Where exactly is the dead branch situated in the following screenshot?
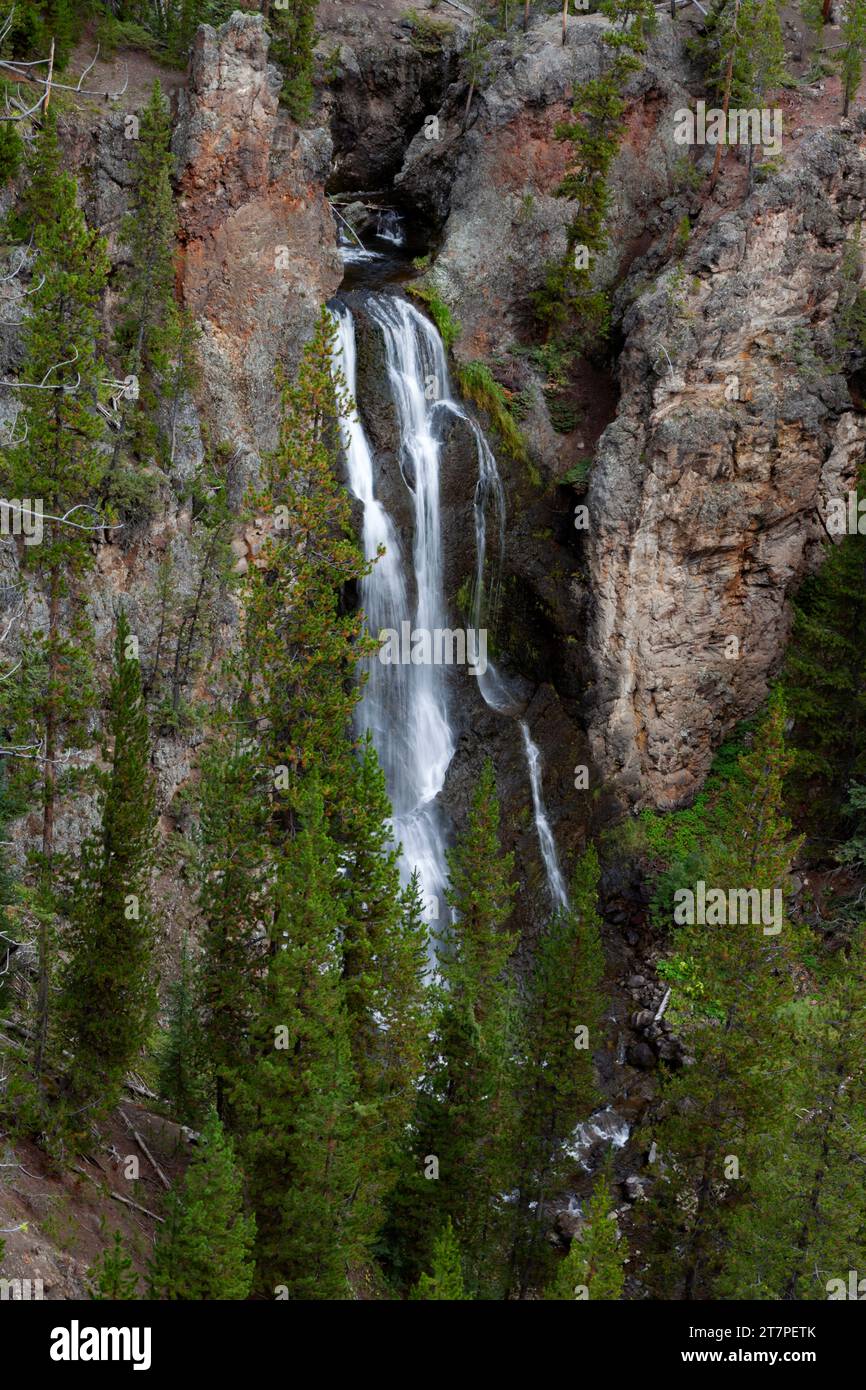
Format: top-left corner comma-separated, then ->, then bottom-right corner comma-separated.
71,1163 -> 165,1223
0,345 -> 81,392
124,1072 -> 158,1101
121,1111 -> 171,1191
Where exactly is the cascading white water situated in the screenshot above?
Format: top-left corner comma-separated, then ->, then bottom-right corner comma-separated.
331,296 -> 454,941
520,720 -> 569,912
332,290 -> 568,926
376,210 -> 406,246
329,304 -> 412,800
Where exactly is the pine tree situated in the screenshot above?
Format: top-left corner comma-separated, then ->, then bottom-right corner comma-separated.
0,122 -> 23,184
698,0 -> 750,189
642,691 -> 804,1298
441,758 -> 518,1005
783,521 -> 866,836
147,1109 -> 255,1300
544,1175 -> 626,1300
195,736 -> 269,1127
239,305 -> 373,833
233,779 -> 361,1299
717,925 -> 866,1299
338,737 -> 429,1249
411,1218 -> 470,1300
1,113 -> 110,1078
510,846 -> 607,1296
391,761 -> 517,1298
115,80 -> 179,461
537,0 -> 655,344
746,0 -> 787,188
158,936 -> 208,1128
270,0 -> 319,121
695,0 -> 786,192
165,0 -> 208,62
841,0 -> 866,115
61,612 -> 157,1112
87,1232 -> 139,1300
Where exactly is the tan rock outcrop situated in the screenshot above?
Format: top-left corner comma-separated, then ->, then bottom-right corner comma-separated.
174,11 -> 342,465
586,128 -> 866,807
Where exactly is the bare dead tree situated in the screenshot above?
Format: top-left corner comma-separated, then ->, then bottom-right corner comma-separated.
0,8 -> 128,125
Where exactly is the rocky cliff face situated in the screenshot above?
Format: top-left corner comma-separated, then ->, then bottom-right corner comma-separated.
398,14 -> 694,365
352,8 -> 866,811
174,11 -> 342,467
585,127 -> 866,807
2,14 -> 345,882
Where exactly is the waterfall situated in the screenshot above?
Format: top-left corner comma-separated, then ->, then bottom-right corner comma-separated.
520,720 -> 569,911
376,210 -> 406,246
331,289 -> 568,929
331,296 -> 454,942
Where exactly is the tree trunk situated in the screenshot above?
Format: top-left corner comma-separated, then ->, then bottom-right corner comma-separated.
463,78 -> 476,129
709,3 -> 739,193
524,0 -> 530,30
822,0 -> 832,22
562,0 -> 568,45
35,565 -> 60,1078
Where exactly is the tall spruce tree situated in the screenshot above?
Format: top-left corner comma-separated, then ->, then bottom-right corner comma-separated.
270,0 -> 319,121
716,925 -> 866,1299
61,612 -> 157,1112
390,760 -> 517,1298
783,520 -> 866,837
338,737 -> 429,1249
537,0 -> 655,343
115,80 -> 179,461
158,935 -> 208,1128
544,1175 -> 626,1300
240,305 -> 372,833
642,691 -> 804,1298
148,1108 -> 255,1300
1,113 -> 110,1077
509,845 -> 607,1297
411,1218 -> 470,1300
195,736 -> 269,1127
232,779 -> 360,1299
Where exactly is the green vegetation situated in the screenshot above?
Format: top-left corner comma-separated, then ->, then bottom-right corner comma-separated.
641,693 -> 805,1298
407,280 -> 461,350
61,612 -> 157,1117
561,457 -> 592,488
1,0 -> 865,1318
454,360 -> 529,462
411,1218 -> 469,1299
270,0 -> 320,120
544,1175 -> 626,1300
0,112 -> 110,1088
535,0 -> 657,348
509,847 -> 606,1295
87,1232 -> 139,1300
147,1109 -> 255,1299
402,7 -> 455,53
